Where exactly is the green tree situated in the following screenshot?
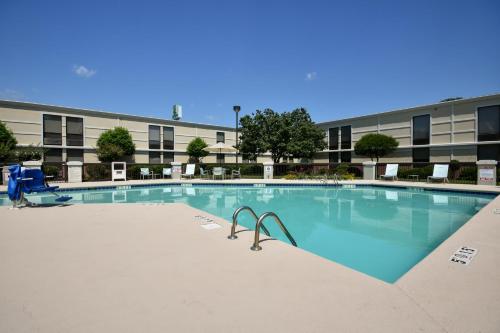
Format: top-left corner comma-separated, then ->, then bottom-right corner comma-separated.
0,121 -> 17,163
186,137 -> 209,163
96,127 -> 135,162
239,108 -> 326,163
286,108 -> 327,160
354,133 -> 399,162
238,115 -> 263,161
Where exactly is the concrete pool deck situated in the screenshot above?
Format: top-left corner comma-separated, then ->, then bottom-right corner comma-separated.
1,179 -> 500,332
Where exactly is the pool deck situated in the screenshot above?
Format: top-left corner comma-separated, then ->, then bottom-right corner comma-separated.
1,180 -> 500,332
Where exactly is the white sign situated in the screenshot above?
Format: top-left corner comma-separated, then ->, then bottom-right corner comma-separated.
479,168 -> 494,181
449,246 -> 477,265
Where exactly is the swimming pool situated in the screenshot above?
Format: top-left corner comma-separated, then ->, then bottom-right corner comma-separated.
1,184 -> 495,282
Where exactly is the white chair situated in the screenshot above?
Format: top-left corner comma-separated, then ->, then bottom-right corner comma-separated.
231,168 -> 241,179
427,164 -> 449,183
162,168 -> 172,178
212,167 -> 224,180
380,164 -> 398,181
200,167 -> 210,179
181,164 -> 195,179
140,168 -> 151,180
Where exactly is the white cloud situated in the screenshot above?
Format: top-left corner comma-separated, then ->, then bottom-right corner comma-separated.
73,65 -> 97,78
305,72 -> 317,81
0,89 -> 25,100
205,115 -> 215,121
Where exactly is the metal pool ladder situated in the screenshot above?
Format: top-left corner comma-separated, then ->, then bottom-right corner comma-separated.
251,212 -> 297,251
228,206 -> 270,240
320,173 -> 340,185
228,206 -> 297,251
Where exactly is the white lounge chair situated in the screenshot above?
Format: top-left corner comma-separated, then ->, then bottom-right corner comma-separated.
162,168 -> 172,178
140,168 -> 151,179
427,164 -> 449,183
181,164 -> 195,179
380,164 -> 398,181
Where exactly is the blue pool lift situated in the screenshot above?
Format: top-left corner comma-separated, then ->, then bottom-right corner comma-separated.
7,164 -> 72,207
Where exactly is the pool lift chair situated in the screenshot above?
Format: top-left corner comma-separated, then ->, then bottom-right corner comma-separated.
7,164 -> 72,208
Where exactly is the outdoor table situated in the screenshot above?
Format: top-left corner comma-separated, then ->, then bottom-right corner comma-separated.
408,174 -> 419,182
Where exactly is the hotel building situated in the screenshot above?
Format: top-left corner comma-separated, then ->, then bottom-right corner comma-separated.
315,93 -> 500,163
0,92 -> 499,164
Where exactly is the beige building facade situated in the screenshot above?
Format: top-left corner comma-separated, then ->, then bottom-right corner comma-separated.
315,93 -> 500,163
1,92 -> 500,165
0,100 -> 238,164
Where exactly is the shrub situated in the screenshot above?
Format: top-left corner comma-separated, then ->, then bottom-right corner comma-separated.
16,145 -> 44,162
186,138 -> 209,163
335,163 -> 350,176
96,144 -> 124,163
283,172 -> 299,180
341,173 -> 355,180
84,164 -> 111,181
42,165 -> 60,179
354,134 -> 399,162
0,121 -> 17,163
457,167 -> 477,181
398,165 -> 434,179
96,127 -> 135,162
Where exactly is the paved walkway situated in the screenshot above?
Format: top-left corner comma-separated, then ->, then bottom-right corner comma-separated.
1,196 -> 500,332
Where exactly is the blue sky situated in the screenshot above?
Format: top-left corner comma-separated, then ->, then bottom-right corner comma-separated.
1,0 -> 499,126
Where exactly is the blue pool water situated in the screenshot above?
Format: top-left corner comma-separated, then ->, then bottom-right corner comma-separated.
1,184 -> 494,282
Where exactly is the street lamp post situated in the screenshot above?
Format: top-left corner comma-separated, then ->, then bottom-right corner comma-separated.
233,105 -> 241,166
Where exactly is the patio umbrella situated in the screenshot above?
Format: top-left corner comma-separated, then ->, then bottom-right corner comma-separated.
204,142 -> 238,166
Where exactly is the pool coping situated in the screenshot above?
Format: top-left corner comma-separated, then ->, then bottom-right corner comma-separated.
1,178 -> 499,196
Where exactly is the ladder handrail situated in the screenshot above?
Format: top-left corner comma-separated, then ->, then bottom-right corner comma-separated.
228,206 -> 270,240
251,212 -> 297,251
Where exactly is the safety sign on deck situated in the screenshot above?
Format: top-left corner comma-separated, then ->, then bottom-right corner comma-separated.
449,246 -> 477,265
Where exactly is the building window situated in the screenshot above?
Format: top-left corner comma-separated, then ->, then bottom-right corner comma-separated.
66,149 -> 84,162
44,148 -> 62,162
412,147 -> 429,163
341,151 -> 351,163
149,125 -> 160,149
341,126 -> 351,149
43,114 -> 62,145
149,151 -> 161,164
413,115 -> 430,145
217,153 -> 225,164
163,127 -> 174,150
216,132 -> 225,143
66,117 -> 84,146
478,105 -> 500,142
328,128 -> 339,150
163,152 -> 174,163
329,152 -> 339,163
477,144 -> 500,161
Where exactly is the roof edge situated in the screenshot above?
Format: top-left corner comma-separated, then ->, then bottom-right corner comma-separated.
0,99 -> 235,131
316,92 -> 500,126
